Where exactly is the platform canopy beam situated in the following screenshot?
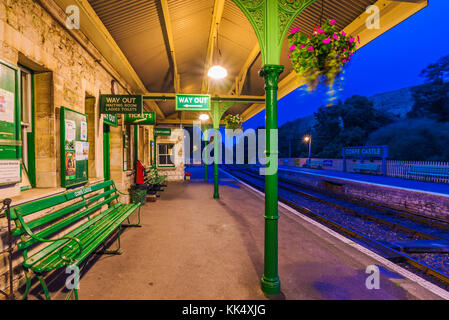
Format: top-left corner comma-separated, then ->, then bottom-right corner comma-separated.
233,0 -> 316,295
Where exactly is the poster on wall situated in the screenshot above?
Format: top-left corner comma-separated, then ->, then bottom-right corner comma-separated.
0,62 -> 20,162
0,160 -> 21,185
0,88 -> 15,123
60,107 -> 89,188
80,121 -> 87,141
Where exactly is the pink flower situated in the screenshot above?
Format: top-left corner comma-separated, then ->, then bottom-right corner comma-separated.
342,59 -> 347,63
341,31 -> 347,36
289,44 -> 296,51
330,19 -> 336,25
357,35 -> 361,44
323,38 -> 331,44
349,37 -> 355,43
332,33 -> 339,40
343,48 -> 347,52
290,27 -> 301,34
300,44 -> 305,49
308,46 -> 314,52
316,28 -> 324,34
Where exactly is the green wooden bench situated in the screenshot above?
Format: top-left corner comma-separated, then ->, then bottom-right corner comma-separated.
353,163 -> 380,174
407,166 -> 449,179
144,166 -> 168,187
9,180 -> 141,300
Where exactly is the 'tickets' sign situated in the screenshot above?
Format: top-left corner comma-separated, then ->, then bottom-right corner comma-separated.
100,95 -> 143,114
124,112 -> 156,125
175,94 -> 211,111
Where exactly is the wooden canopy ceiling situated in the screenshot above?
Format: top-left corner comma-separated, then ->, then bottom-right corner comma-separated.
51,0 -> 428,125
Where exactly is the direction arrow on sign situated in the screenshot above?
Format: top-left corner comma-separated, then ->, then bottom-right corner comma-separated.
175,94 -> 211,111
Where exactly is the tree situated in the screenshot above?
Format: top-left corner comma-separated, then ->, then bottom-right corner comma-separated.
408,82 -> 449,122
367,119 -> 449,161
420,55 -> 449,83
408,55 -> 449,122
311,95 -> 393,158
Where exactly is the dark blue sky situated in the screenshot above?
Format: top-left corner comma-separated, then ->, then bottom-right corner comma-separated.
244,0 -> 449,129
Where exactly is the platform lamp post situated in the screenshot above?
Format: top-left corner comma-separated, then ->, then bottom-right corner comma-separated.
200,114 -> 210,182
304,135 -> 312,167
233,0 -> 316,295
208,64 -> 232,200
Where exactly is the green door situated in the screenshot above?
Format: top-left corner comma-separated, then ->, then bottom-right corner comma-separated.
103,124 -> 110,181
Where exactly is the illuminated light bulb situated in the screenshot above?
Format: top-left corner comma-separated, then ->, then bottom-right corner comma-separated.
208,65 -> 228,80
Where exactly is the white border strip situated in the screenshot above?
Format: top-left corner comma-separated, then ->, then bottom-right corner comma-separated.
220,168 -> 449,300
279,167 -> 449,199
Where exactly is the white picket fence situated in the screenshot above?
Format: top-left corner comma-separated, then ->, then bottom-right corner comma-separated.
280,158 -> 449,184
386,160 -> 449,184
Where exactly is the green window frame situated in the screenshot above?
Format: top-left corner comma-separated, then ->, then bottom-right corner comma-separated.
157,143 -> 175,167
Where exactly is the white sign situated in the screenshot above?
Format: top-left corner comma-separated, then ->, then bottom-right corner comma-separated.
75,141 -> 89,161
0,160 -> 20,185
65,120 -> 76,142
0,88 -> 15,124
80,121 -> 87,141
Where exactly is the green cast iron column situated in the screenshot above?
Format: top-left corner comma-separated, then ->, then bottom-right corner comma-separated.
260,64 -> 284,295
213,125 -> 219,199
134,125 -> 139,170
204,127 -> 208,182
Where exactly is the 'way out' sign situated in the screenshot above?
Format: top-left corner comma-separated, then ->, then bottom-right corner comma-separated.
100,95 -> 143,114
175,94 -> 210,111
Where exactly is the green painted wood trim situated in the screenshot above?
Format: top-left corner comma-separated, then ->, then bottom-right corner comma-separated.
60,107 -> 89,188
103,124 -> 111,181
27,71 -> 36,187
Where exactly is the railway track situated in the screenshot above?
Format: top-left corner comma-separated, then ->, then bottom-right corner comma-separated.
223,165 -> 449,288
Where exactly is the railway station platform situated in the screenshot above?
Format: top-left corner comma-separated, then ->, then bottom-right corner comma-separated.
29,167 -> 446,300
276,166 -> 449,222
279,166 -> 449,197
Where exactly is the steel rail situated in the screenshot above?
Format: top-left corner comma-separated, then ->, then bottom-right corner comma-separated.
239,168 -> 448,241
223,166 -> 449,286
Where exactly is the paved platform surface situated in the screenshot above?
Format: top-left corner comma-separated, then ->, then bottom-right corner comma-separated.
26,173 -> 444,300
279,166 -> 449,197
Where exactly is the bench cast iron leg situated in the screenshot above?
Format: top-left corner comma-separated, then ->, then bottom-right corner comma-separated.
122,207 -> 142,228
36,274 -> 50,300
22,267 -> 32,300
96,227 -> 122,255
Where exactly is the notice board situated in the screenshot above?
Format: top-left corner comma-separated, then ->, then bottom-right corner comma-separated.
60,107 -> 89,188
0,61 -> 21,185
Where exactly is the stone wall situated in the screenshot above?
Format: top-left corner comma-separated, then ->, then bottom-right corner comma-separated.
0,0 -> 145,297
157,128 -> 185,181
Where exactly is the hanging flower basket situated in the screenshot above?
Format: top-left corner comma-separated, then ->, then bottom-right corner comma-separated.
224,114 -> 243,130
288,19 -> 359,91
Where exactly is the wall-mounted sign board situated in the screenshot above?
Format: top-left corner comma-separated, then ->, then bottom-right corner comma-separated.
0,62 -> 21,166
154,128 -> 171,137
60,107 -> 89,188
175,94 -> 210,111
0,160 -> 21,186
100,95 -> 143,114
124,112 -> 155,125
342,146 -> 388,158
103,113 -> 118,127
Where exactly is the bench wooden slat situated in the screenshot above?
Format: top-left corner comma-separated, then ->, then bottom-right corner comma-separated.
12,188 -> 117,237
23,202 -> 124,268
11,180 -> 115,219
18,194 -> 119,251
29,204 -> 136,272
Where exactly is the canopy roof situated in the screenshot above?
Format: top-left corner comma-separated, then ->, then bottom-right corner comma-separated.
53,0 -> 428,125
